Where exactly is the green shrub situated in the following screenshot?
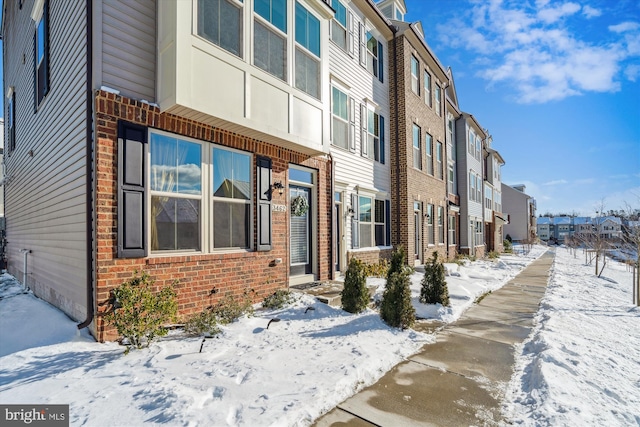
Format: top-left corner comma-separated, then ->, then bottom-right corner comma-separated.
341,258 -> 370,314
420,252 -> 450,306
487,251 -> 500,259
387,245 -> 413,279
211,291 -> 255,324
503,239 -> 513,253
380,271 -> 415,329
104,271 -> 178,353
362,259 -> 389,278
262,289 -> 295,310
183,310 -> 221,337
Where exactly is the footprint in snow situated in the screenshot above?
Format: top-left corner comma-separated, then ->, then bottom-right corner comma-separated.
236,370 -> 250,384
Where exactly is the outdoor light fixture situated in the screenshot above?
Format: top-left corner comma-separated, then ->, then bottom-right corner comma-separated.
272,181 -> 284,195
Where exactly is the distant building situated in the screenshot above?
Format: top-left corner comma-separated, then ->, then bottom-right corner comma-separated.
502,184 -> 536,242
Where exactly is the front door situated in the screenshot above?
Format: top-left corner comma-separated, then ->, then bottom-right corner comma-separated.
290,185 -> 312,276
414,202 -> 422,264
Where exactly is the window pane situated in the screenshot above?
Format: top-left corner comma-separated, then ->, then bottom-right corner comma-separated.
295,48 -> 320,98
360,223 -> 372,248
213,201 -> 249,248
255,21 -> 286,80
375,200 -> 385,222
331,20 -> 346,48
332,0 -> 346,26
332,117 -> 348,149
198,0 -> 242,56
37,18 -> 45,64
332,87 -> 347,119
213,148 -> 251,200
359,197 -> 371,222
151,196 -> 201,251
290,168 -> 313,184
375,224 -> 385,246
255,0 -> 286,32
296,2 -> 320,57
150,134 -> 202,195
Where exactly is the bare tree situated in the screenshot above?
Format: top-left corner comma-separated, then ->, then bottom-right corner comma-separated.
621,201 -> 640,306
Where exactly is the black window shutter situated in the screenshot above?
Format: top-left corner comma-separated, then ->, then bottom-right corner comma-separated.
257,156 -> 272,251
379,115 -> 385,165
378,40 -> 384,82
117,121 -> 147,258
385,199 -> 391,246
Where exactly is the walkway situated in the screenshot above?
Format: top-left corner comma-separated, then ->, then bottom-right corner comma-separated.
314,250 -> 555,427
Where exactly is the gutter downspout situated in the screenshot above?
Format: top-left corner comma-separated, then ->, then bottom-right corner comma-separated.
329,153 -> 335,280
78,0 -> 94,330
20,249 -> 31,290
391,25 -> 400,248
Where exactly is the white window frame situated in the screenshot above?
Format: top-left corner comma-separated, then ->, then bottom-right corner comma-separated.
411,55 -> 420,95
148,129 -> 255,254
425,132 -> 433,175
413,124 -> 422,170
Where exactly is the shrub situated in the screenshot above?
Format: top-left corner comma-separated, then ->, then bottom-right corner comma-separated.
341,258 -> 370,314
503,239 -> 513,253
183,310 -> 221,337
211,291 -> 255,324
380,271 -> 415,329
420,252 -> 450,306
387,245 -> 413,279
104,271 -> 178,353
487,251 -> 500,259
505,234 -> 513,243
362,259 -> 389,278
262,289 -> 295,310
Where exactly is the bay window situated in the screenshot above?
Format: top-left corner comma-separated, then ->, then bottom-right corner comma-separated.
198,0 -> 243,57
254,0 -> 287,80
295,2 -> 320,98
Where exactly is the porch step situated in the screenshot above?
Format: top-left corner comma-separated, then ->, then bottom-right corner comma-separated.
291,280 -> 378,308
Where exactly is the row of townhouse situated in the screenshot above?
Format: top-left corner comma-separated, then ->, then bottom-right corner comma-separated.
2,0 -> 522,341
537,216 -> 623,243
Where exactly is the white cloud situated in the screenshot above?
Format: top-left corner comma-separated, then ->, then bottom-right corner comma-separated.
582,5 -> 602,19
609,22 -> 640,33
438,1 -> 640,103
543,179 -> 569,186
537,2 -> 581,24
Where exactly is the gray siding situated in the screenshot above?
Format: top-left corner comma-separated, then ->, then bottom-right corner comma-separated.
3,0 -> 88,321
100,0 -> 156,101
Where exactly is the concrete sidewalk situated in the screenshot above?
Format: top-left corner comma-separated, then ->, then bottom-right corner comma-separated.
314,250 -> 554,427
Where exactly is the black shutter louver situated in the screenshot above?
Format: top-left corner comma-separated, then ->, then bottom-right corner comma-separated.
257,156 -> 272,251
117,121 -> 147,258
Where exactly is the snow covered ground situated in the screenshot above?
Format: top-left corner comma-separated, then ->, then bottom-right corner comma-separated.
504,247 -> 640,426
2,245 -> 636,426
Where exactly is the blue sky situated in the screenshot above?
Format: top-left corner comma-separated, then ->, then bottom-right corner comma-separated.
0,1 -> 637,216
406,0 -> 640,216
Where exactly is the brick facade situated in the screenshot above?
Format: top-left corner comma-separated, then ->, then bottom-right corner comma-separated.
93,90 -> 331,341
389,35 -> 450,265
